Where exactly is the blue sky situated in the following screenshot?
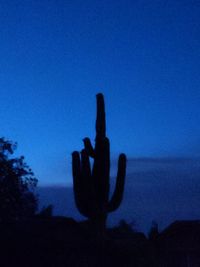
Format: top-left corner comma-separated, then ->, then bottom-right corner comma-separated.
0,0 -> 200,185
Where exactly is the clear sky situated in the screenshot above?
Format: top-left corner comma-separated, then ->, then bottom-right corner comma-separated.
0,0 -> 200,185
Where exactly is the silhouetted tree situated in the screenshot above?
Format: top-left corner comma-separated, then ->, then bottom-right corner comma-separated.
117,219 -> 135,233
38,204 -> 53,218
72,93 -> 126,236
109,219 -> 136,239
148,221 -> 159,241
0,138 -> 38,221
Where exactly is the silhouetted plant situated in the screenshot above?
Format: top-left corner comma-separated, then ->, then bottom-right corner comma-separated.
38,204 -> 53,218
109,219 -> 136,239
118,219 -> 135,233
0,138 -> 38,221
72,93 -> 126,235
148,221 -> 159,241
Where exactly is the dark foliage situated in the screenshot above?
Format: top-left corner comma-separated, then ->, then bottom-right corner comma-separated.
148,221 -> 159,241
72,93 -> 126,234
0,137 -> 38,221
109,219 -> 136,237
37,204 -> 53,218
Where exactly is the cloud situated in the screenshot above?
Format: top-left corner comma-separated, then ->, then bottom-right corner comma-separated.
37,157 -> 200,233
110,157 -> 200,231
125,156 -> 200,175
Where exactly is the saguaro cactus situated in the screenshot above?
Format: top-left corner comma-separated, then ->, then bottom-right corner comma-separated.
72,93 -> 126,233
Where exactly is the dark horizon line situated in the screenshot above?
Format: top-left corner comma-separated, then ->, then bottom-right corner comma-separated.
126,156 -> 200,163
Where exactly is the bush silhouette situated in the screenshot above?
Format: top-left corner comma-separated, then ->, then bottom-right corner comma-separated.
148,221 -> 159,241
0,138 -> 38,221
38,204 -> 53,218
72,93 -> 126,235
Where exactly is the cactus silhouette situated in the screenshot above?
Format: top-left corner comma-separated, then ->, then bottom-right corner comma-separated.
72,93 -> 126,233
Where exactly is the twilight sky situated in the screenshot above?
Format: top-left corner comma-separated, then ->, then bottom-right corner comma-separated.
0,0 -> 200,185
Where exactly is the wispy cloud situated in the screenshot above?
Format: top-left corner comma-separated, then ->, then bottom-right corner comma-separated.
38,157 -> 200,233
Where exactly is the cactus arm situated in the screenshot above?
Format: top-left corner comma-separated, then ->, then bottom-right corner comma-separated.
72,151 -> 84,214
81,149 -> 92,179
72,151 -> 81,189
72,151 -> 92,217
83,138 -> 95,158
80,149 -> 96,217
107,153 -> 126,212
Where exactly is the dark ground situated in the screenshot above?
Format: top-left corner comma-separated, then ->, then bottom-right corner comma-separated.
0,216 -> 156,267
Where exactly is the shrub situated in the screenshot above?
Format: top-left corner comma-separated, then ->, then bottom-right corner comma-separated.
0,138 -> 38,221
